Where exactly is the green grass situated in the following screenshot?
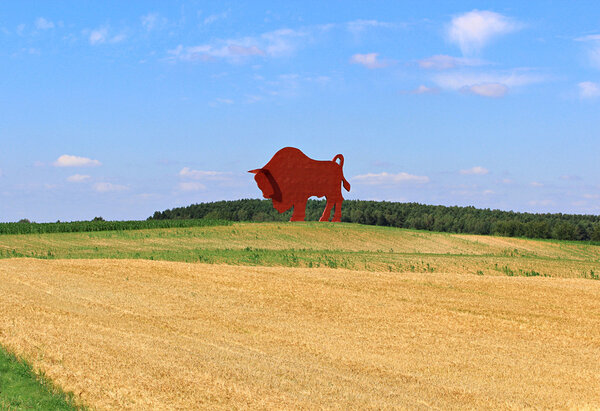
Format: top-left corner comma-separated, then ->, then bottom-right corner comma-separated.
0,346 -> 82,410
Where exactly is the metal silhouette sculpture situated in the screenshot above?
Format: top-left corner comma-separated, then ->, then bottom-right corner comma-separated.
249,147 -> 351,222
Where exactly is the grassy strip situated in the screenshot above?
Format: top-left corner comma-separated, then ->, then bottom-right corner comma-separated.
0,219 -> 231,235
0,346 -> 83,410
1,223 -> 598,278
2,244 -> 598,279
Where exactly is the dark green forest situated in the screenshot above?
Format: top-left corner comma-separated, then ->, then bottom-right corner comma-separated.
150,199 -> 600,242
0,219 -> 230,235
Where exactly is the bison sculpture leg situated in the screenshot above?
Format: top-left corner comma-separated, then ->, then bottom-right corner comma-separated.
319,199 -> 334,222
290,197 -> 308,221
332,199 -> 343,222
320,195 -> 343,222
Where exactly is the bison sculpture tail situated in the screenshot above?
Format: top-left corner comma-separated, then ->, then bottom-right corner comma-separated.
333,154 -> 351,192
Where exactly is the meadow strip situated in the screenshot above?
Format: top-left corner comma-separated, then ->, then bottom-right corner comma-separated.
1,222 -> 599,279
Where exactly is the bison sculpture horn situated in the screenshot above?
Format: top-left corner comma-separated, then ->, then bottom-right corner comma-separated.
249,147 -> 351,222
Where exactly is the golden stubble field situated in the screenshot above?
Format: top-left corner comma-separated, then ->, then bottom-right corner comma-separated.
1,258 -> 599,409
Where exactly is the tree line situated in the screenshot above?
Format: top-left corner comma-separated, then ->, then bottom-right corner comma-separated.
0,218 -> 230,235
150,199 -> 600,242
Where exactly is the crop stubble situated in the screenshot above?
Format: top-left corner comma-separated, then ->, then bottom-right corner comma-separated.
0,258 -> 599,409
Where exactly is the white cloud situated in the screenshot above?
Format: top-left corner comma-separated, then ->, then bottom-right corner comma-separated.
168,28 -> 305,62
53,155 -> 101,167
110,33 -> 126,43
88,27 -> 125,45
177,182 -> 206,191
447,10 -> 520,54
16,24 -> 25,36
353,172 -> 430,185
35,17 -> 54,30
89,27 -> 107,45
141,13 -> 166,31
350,53 -> 387,69
583,193 -> 600,199
483,189 -> 494,195
467,83 -> 508,97
530,181 -> 544,187
94,182 -> 128,192
578,81 -> 600,98
179,167 -> 229,180
203,12 -> 228,25
576,34 -> 600,42
418,54 -> 485,70
528,199 -> 554,207
433,70 -> 544,97
346,19 -> 394,33
406,85 -> 440,94
460,166 -> 489,175
575,34 -> 600,69
209,98 -> 234,107
67,174 -> 91,183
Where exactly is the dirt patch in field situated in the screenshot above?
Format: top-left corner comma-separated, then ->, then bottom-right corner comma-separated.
1,258 -> 599,409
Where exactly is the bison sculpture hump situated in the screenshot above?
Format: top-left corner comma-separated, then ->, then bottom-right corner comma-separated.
249,147 -> 351,222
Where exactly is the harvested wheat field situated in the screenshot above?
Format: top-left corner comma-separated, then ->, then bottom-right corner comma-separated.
1,258 -> 599,409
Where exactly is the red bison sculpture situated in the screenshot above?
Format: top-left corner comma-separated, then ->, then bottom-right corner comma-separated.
249,147 -> 351,222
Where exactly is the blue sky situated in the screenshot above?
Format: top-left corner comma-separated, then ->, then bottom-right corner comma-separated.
1,1 -> 600,222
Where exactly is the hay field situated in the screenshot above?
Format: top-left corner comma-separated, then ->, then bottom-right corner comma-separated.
1,258 -> 599,409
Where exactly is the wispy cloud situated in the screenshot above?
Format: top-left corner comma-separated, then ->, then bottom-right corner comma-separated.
349,53 -> 388,69
177,182 -> 206,191
467,83 -> 508,97
575,34 -> 600,69
578,81 -> 600,98
528,199 -> 554,207
209,98 -> 234,107
168,28 -> 305,62
93,182 -> 128,192
54,155 -> 101,167
35,17 -> 54,30
88,26 -> 126,45
403,85 -> 440,95
447,10 -> 520,54
460,166 -> 489,175
418,54 -> 485,70
432,69 -> 545,97
346,19 -> 395,34
353,172 -> 430,185
583,193 -> 600,199
169,44 -> 265,61
179,167 -> 230,180
89,27 -> 107,45
202,11 -> 228,25
67,174 -> 91,183
530,181 -> 544,187
141,13 -> 167,31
